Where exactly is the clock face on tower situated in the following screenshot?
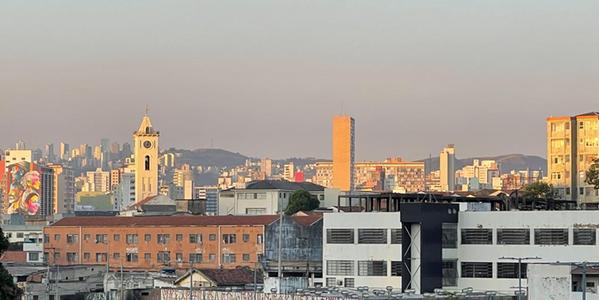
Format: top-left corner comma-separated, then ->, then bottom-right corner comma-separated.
143,141 -> 152,149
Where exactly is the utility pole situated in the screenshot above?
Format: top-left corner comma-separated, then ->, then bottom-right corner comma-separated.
120,264 -> 124,300
277,211 -> 283,294
499,256 -> 541,300
253,261 -> 258,300
189,260 -> 194,300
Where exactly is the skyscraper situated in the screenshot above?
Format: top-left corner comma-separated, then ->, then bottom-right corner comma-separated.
45,143 -> 56,162
59,142 -> 70,161
440,144 -> 456,192
332,115 -> 355,191
547,112 -> 599,204
133,112 -> 159,202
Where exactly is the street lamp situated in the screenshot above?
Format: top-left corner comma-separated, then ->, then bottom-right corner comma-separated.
498,256 -> 541,300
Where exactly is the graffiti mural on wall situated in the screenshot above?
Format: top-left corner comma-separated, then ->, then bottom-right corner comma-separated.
161,290 -> 343,300
6,162 -> 41,215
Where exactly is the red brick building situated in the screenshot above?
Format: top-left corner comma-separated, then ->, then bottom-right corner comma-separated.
43,215 -> 280,271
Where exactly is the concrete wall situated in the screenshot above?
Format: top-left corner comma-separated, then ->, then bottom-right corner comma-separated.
528,264 -> 571,300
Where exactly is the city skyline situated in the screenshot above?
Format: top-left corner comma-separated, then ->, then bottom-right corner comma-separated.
2,1 -> 599,160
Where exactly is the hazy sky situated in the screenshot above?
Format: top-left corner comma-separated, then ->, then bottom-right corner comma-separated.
1,1 -> 598,160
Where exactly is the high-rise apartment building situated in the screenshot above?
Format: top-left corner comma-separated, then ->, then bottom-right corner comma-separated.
283,162 -> 295,181
440,144 -> 456,192
260,158 -> 272,179
547,113 -> 599,204
332,115 -> 355,191
85,168 -> 110,192
45,143 -> 56,162
47,164 -> 75,215
59,142 -> 70,161
133,113 -> 159,202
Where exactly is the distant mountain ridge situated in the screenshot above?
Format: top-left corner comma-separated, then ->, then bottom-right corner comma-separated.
419,154 -> 547,174
165,148 -> 547,175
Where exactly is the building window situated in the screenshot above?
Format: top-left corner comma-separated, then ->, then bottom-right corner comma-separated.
327,260 -> 354,276
96,253 -> 107,263
243,234 -> 250,242
95,234 -> 107,243
190,253 -> 202,263
66,234 -> 78,244
223,234 -> 236,244
54,234 -> 61,241
144,234 -> 151,242
574,228 -> 596,245
461,262 -> 492,278
390,229 -> 402,244
442,223 -> 458,248
176,253 -> 183,262
189,234 -> 202,244
257,234 -> 263,244
391,261 -> 402,276
176,234 -> 183,242
157,234 -> 170,244
497,229 -> 530,245
461,229 -> 492,245
145,155 -> 150,171
84,234 -> 90,241
126,253 -> 138,262
113,234 -> 120,242
144,253 -> 151,263
84,253 -> 90,261
44,234 -> 49,243
54,252 -> 61,260
28,252 -> 40,261
113,253 -> 120,260
243,254 -> 250,261
126,234 -> 138,245
222,253 -> 236,264
67,252 -> 78,263
442,260 -> 458,286
326,278 -> 336,287
344,278 -> 355,288
209,254 -> 216,262
358,229 -> 387,244
326,229 -> 354,244
209,234 -> 216,241
497,263 -> 527,279
534,229 -> 568,245
358,261 -> 387,276
157,251 -> 171,264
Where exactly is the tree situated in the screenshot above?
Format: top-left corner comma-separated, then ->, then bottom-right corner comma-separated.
0,228 -> 20,299
520,182 -> 555,199
585,158 -> 599,190
284,190 -> 320,215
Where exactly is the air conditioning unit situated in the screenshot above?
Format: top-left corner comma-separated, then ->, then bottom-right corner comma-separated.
337,280 -> 343,286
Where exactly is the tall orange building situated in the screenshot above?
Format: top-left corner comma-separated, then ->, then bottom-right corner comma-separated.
332,116 -> 355,191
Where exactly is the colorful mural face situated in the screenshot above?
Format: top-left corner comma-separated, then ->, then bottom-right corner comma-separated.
6,162 -> 40,215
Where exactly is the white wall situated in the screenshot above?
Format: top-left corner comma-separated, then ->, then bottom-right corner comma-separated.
323,212 -> 402,290
458,211 -> 599,293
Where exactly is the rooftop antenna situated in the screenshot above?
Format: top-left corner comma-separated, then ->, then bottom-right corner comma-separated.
145,104 -> 149,116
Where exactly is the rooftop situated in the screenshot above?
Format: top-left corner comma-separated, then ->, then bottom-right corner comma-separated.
244,180 -> 324,192
50,215 -> 280,227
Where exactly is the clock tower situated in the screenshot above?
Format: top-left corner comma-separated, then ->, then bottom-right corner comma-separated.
133,112 -> 159,203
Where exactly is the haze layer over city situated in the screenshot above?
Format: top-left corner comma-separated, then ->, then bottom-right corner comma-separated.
1,2 -> 599,300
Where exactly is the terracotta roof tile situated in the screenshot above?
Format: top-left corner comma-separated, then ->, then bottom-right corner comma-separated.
50,215 -> 280,227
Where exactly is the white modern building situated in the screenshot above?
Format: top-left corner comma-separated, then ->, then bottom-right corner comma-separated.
218,180 -> 325,215
322,197 -> 599,296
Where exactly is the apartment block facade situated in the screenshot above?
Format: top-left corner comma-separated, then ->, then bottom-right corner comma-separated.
547,112 -> 599,204
43,215 -> 277,271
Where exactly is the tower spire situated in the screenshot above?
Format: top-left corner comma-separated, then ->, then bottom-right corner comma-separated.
145,104 -> 149,116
